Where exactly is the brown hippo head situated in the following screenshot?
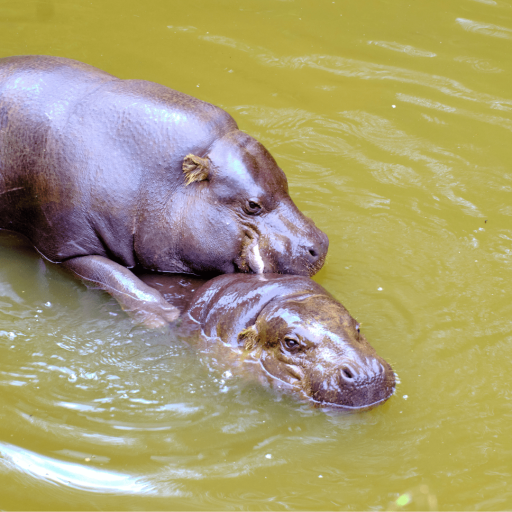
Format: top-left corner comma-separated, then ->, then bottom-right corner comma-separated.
182,273 -> 395,410
171,131 -> 329,277
237,292 -> 395,409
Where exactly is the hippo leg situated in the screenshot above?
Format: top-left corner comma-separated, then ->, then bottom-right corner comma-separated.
62,255 -> 179,328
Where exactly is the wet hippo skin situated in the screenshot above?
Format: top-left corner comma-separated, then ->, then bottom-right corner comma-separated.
140,272 -> 396,410
0,55 -> 329,327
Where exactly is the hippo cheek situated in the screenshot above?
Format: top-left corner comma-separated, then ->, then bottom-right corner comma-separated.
259,351 -> 304,388
304,357 -> 396,409
176,209 -> 246,275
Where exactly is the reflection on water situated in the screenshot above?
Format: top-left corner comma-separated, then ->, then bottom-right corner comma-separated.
1,0 -> 512,508
199,32 -> 512,110
367,41 -> 437,58
454,55 -> 502,74
387,484 -> 438,511
456,17 -> 512,40
0,442 -> 165,495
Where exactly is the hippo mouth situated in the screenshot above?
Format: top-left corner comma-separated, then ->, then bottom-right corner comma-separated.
308,374 -> 396,411
308,392 -> 395,412
303,378 -> 395,412
306,374 -> 396,411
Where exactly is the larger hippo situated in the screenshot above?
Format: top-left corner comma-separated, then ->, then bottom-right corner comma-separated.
0,55 -> 328,327
140,273 -> 396,410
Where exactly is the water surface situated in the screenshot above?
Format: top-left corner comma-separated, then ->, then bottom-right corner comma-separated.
1,0 -> 512,509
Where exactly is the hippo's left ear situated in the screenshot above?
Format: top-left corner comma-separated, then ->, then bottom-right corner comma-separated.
238,325 -> 259,351
182,154 -> 210,185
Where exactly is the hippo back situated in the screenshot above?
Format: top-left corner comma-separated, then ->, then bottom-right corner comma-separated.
0,55 -> 237,265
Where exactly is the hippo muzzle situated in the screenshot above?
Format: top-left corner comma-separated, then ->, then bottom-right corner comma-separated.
235,206 -> 329,277
305,353 -> 396,408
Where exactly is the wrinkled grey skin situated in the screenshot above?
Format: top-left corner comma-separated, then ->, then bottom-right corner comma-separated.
0,56 -> 328,327
141,273 -> 396,410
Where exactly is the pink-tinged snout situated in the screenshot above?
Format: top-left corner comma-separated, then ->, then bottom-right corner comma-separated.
307,354 -> 396,409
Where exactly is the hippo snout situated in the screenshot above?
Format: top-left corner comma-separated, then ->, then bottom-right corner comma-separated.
275,222 -> 328,276
302,229 -> 329,269
309,357 -> 396,409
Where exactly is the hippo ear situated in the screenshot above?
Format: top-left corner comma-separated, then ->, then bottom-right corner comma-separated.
238,325 -> 259,351
182,154 -> 210,185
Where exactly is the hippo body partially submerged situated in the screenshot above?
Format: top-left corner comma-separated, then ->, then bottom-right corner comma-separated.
141,273 -> 396,410
0,55 -> 328,327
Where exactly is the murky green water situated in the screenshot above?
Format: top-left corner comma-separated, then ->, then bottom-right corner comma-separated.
1,0 -> 512,509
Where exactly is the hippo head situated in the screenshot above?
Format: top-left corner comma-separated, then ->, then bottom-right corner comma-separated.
238,294 -> 396,409
173,130 -> 328,277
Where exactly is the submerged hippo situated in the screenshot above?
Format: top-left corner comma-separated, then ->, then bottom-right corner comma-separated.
0,56 -> 328,327
140,273 -> 396,410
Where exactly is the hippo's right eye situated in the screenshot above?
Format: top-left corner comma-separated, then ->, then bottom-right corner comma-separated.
245,200 -> 262,215
284,337 -> 300,351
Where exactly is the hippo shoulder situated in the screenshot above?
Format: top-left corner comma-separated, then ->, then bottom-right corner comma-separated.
0,55 -> 116,113
0,54 -> 115,77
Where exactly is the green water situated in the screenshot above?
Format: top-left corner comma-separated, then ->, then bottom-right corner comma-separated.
1,0 -> 512,509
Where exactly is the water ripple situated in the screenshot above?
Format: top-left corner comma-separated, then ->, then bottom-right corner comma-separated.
397,93 -> 512,130
368,41 -> 436,58
456,17 -> 512,40
454,56 -> 502,74
0,442 -> 185,496
233,105 -> 481,216
200,34 -> 512,110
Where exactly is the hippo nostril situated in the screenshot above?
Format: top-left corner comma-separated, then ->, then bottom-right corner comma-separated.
306,245 -> 323,262
342,368 -> 353,379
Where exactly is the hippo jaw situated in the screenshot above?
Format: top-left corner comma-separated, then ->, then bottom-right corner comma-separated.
238,296 -> 396,410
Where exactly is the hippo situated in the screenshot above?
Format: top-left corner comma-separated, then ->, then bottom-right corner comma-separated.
0,56 -> 328,327
140,272 -> 396,410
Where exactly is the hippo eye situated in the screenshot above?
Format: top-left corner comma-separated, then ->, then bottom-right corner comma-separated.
246,200 -> 262,215
356,323 -> 361,334
284,337 -> 300,351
